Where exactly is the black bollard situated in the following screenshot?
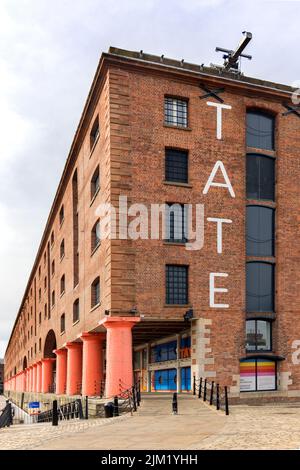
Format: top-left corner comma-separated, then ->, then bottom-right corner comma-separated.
52,400 -> 58,426
113,396 -> 119,417
172,392 -> 178,415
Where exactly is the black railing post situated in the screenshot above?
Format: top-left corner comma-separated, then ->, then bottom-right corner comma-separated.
52,400 -> 58,426
225,386 -> 229,416
85,396 -> 89,419
113,396 -> 119,417
203,379 -> 207,402
132,386 -> 137,412
216,384 -> 220,410
193,376 -> 196,396
172,392 -> 178,415
137,380 -> 141,406
198,377 -> 202,399
209,381 -> 214,406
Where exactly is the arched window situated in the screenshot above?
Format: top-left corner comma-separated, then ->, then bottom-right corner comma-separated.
246,110 -> 275,150
246,154 -> 275,201
91,166 -> 100,200
246,205 -> 275,256
246,262 -> 274,312
246,319 -> 272,351
60,275 -> 66,295
90,116 -> 100,150
60,314 -> 65,334
91,220 -> 101,253
91,277 -> 100,308
73,299 -> 80,323
60,239 -> 65,259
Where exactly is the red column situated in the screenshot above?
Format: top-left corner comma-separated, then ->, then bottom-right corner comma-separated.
41,358 -> 55,393
99,317 -> 140,397
22,371 -> 26,392
54,349 -> 67,395
36,361 -> 42,393
66,342 -> 83,395
81,333 -> 105,397
32,364 -> 37,392
27,367 -> 32,392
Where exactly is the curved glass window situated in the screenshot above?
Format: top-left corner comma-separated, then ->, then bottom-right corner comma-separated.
246,206 -> 275,256
247,154 -> 275,201
246,319 -> 272,351
246,262 -> 274,312
246,111 -> 275,150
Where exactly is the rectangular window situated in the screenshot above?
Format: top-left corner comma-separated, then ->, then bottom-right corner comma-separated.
246,320 -> 272,351
91,278 -> 100,307
90,116 -> 100,150
73,299 -> 80,323
246,154 -> 275,201
246,206 -> 275,256
165,203 -> 188,243
166,265 -> 188,305
165,149 -> 188,183
59,205 -> 64,225
60,314 -> 65,334
246,262 -> 274,312
164,97 -> 188,127
240,359 -> 276,392
246,111 -> 275,151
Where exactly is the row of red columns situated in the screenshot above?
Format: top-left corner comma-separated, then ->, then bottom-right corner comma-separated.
4,317 -> 140,398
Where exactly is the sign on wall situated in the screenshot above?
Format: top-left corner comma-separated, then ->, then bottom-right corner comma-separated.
240,359 -> 276,392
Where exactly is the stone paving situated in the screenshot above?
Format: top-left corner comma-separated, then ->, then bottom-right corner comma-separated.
2,394 -> 300,450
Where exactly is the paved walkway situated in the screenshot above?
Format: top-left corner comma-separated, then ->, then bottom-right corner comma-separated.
2,395 -> 300,450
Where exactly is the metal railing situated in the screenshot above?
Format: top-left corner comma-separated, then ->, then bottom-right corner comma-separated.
193,377 -> 229,415
36,398 -> 85,425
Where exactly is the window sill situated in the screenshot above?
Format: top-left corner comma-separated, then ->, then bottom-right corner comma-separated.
72,320 -> 80,327
89,135 -> 100,158
91,243 -> 101,256
164,304 -> 191,308
163,181 -> 191,188
164,124 -> 191,131
90,187 -> 100,206
60,254 -> 65,262
60,218 -> 65,229
60,331 -> 65,336
90,302 -> 101,313
163,241 -> 187,246
60,291 -> 65,298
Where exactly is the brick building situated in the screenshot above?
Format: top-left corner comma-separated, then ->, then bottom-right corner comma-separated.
4,47 -> 300,401
0,359 -> 4,394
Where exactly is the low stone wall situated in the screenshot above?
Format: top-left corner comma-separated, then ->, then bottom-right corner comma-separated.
4,390 -> 107,418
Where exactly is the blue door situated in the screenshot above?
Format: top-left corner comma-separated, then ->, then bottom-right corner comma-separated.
154,369 -> 177,391
181,367 -> 191,391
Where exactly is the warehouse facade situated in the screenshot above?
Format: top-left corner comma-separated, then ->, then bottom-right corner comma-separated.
4,47 -> 300,401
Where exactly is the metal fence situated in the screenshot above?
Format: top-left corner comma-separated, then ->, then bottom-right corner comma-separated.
193,377 -> 229,415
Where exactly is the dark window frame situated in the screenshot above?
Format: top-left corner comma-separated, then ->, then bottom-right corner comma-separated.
90,115 -> 100,151
91,166 -> 100,200
91,277 -> 100,308
246,109 -> 275,151
165,148 -> 188,184
73,299 -> 80,324
91,220 -> 101,253
246,261 -> 275,313
164,96 -> 188,128
246,205 -> 275,257
166,264 -> 189,305
60,313 -> 66,334
165,203 -> 188,243
246,153 -> 275,201
245,319 -> 272,352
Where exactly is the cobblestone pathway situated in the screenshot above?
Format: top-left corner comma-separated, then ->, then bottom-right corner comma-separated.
2,395 -> 300,450
195,403 -> 300,450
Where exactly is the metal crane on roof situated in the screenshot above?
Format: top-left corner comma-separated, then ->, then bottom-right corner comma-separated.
215,31 -> 253,72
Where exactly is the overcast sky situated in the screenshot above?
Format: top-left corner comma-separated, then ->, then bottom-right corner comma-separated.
0,0 -> 299,358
